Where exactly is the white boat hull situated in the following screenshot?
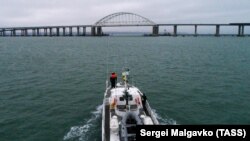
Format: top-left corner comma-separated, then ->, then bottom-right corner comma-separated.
102,82 -> 159,141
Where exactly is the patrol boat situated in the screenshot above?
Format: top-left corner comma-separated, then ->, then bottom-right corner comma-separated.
102,68 -> 159,141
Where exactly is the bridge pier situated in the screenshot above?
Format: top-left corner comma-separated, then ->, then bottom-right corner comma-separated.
21,29 -> 26,36
238,25 -> 242,36
23,29 -> 26,36
10,30 -> 13,36
194,25 -> 197,36
77,27 -> 80,36
69,27 -> 73,36
152,25 -> 159,36
44,28 -> 47,36
26,29 -> 29,36
20,29 -> 23,36
238,25 -> 245,36
11,29 -> 16,36
32,29 -> 35,36
49,28 -> 52,36
242,26 -> 244,35
22,29 -> 26,36
36,28 -> 40,36
91,26 -> 96,36
238,26 -> 241,36
63,27 -> 66,36
96,26 -> 102,36
3,29 -> 6,36
56,27 -> 60,36
215,25 -> 220,36
14,29 -> 16,36
82,27 -> 86,36
173,25 -> 177,36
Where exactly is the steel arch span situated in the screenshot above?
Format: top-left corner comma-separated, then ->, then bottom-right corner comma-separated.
95,12 -> 156,26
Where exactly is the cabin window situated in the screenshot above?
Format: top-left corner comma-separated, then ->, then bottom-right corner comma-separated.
120,96 -> 133,101
130,105 -> 137,110
128,95 -> 133,101
117,105 -> 126,110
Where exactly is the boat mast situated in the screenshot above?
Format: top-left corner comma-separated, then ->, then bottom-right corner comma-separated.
122,67 -> 130,90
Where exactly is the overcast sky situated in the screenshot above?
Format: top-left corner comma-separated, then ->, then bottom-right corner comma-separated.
0,0 -> 250,27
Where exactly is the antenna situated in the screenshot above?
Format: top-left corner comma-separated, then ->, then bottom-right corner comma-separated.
105,36 -> 110,89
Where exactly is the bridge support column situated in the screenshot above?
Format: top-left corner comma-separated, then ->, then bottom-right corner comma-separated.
91,26 -> 96,36
173,25 -> 177,36
237,25 -> 245,37
96,26 -> 102,36
77,27 -> 80,36
82,27 -> 86,36
194,25 -> 197,36
32,29 -> 36,36
56,27 -> 60,36
242,26 -> 245,35
24,29 -> 28,36
238,26 -> 241,36
12,29 -> 16,36
14,29 -> 16,36
63,27 -> 66,36
21,29 -> 24,36
37,28 -> 40,36
49,28 -> 52,36
240,25 -> 245,36
69,27 -> 72,36
152,25 -> 159,36
44,28 -> 47,36
3,29 -> 6,36
215,25 -> 220,36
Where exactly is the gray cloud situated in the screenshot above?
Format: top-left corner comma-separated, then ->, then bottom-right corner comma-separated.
0,0 -> 250,27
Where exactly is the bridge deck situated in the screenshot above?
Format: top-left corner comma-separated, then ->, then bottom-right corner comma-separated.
0,23 -> 249,37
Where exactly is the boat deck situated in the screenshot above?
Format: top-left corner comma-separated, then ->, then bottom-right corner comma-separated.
103,83 -> 158,141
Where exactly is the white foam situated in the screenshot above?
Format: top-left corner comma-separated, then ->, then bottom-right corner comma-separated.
152,109 -> 177,125
63,104 -> 103,141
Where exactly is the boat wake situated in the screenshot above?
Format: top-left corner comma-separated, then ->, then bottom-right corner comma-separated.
63,104 -> 103,141
152,109 -> 177,125
63,105 -> 175,140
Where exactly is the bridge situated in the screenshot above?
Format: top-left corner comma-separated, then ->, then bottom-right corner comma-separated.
0,12 -> 249,37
